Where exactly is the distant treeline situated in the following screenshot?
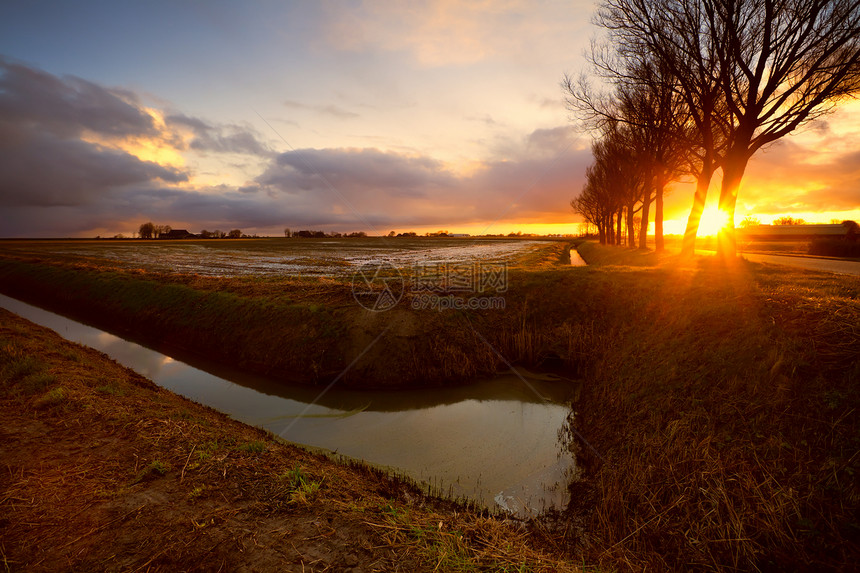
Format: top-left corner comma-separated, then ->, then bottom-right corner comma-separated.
284,229 -> 554,238
138,222 -> 248,239
287,230 -> 368,238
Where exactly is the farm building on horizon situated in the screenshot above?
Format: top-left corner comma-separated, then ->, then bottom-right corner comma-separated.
739,222 -> 858,241
160,229 -> 196,239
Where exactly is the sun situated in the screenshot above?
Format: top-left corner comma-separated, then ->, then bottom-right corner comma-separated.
697,208 -> 732,237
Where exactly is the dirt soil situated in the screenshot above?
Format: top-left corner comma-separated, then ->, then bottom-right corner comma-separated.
0,309 -> 578,572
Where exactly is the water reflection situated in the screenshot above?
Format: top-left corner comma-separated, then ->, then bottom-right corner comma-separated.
0,293 -> 577,516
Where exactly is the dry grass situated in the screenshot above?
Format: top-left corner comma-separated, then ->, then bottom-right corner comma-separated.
569,243 -> 860,571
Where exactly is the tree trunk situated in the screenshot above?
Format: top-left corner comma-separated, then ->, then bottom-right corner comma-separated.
655,180 -> 665,252
616,207 -> 623,245
681,166 -> 715,257
606,213 -> 614,245
639,189 -> 651,250
626,202 -> 636,247
717,152 -> 750,259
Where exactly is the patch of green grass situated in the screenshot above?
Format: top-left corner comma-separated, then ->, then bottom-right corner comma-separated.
0,354 -> 44,384
133,460 -> 169,484
187,484 -> 206,500
237,440 -> 267,454
96,380 -> 125,396
32,386 -> 65,409
20,372 -> 57,395
171,408 -> 193,420
59,348 -> 85,362
279,465 -> 322,505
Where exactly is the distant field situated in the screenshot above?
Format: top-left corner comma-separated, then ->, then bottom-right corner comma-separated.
0,237 -> 557,277
662,235 -> 812,256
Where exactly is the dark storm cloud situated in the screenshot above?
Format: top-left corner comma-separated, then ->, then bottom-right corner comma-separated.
260,147 -> 456,196
0,57 -> 156,138
0,60 -> 187,217
165,113 -> 271,156
252,129 -> 590,231
0,125 -> 186,207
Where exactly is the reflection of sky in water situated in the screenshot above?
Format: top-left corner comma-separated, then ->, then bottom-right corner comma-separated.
0,293 -> 576,515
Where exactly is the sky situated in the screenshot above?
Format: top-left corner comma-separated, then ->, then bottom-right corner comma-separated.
0,0 -> 858,238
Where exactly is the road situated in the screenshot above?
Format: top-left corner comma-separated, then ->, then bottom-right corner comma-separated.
700,250 -> 860,275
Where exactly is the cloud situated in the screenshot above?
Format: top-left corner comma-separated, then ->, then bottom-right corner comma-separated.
0,125 -> 186,207
0,59 -> 188,220
166,113 -> 271,156
0,56 -> 156,138
740,140 -> 860,212
319,0 -> 524,66
260,147 -> 455,194
250,127 -> 589,232
0,58 -> 587,237
283,100 -> 360,119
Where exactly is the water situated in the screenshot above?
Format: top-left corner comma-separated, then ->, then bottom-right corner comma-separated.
570,248 -> 587,266
0,294 -> 578,517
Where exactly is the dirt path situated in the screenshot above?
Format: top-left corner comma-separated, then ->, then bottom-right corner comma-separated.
0,309 -> 578,572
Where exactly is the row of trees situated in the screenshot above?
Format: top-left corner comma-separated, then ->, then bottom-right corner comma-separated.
138,222 -> 171,239
286,230 -> 369,238
200,229 -> 243,239
138,222 -> 243,239
567,0 -> 860,257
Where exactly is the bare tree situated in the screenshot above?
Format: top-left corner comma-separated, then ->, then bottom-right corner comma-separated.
565,42 -> 689,251
711,0 -> 860,256
595,0 -> 731,255
139,221 -> 155,239
594,0 -> 860,257
572,127 -> 647,246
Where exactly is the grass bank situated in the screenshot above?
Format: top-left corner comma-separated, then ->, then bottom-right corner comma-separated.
0,308 -> 575,571
568,242 -> 860,570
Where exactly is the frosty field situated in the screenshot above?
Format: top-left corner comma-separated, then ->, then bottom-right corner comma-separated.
0,237 -> 553,277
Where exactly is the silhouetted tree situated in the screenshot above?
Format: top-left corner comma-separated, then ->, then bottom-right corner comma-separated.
739,215 -> 760,228
566,51 -> 688,251
593,0 -> 860,257
228,229 -> 242,238
593,0 -> 731,255
773,216 -> 806,226
139,222 -> 155,239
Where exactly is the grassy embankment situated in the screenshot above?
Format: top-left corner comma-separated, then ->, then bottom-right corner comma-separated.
0,241 -> 858,570
0,309 -> 574,571
568,243 -> 859,571
0,241 -> 574,388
